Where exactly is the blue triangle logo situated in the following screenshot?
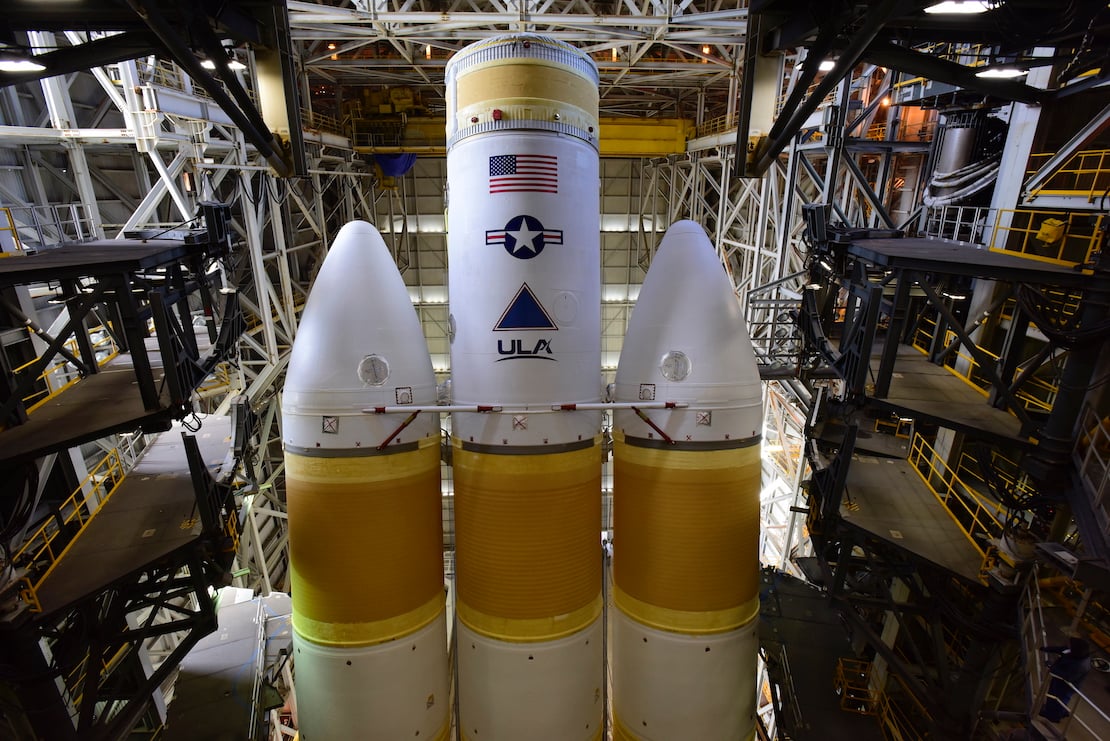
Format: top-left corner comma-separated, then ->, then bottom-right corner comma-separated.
494,283 -> 558,331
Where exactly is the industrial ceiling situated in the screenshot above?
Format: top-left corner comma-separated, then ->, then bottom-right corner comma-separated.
2,1 -> 1108,123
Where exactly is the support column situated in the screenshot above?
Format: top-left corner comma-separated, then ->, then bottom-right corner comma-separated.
29,31 -> 104,239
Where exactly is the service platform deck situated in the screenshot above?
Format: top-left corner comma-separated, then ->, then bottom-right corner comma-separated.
0,235 -> 228,467
0,238 -> 200,284
840,454 -> 985,583
0,332 -> 213,468
759,569 -> 886,741
31,416 -> 233,616
869,345 -> 1031,447
846,238 -> 1097,288
162,591 -> 292,741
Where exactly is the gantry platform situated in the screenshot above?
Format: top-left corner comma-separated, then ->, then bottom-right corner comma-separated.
839,454 -> 984,583
814,417 -> 911,458
0,238 -> 201,283
869,345 -> 1031,448
162,591 -> 292,741
0,233 -> 232,467
759,569 -> 886,741
0,354 -> 171,468
0,333 -> 213,468
30,416 -> 233,617
845,238 -> 1096,287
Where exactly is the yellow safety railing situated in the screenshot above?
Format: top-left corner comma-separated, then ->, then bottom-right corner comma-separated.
864,117 -> 936,143
844,645 -> 934,740
910,314 -> 937,355
194,361 -> 235,399
300,107 -> 343,136
988,209 -> 1104,266
996,289 -> 1082,324
874,416 -> 914,439
13,448 -> 127,613
693,113 -> 738,140
876,672 -> 932,741
1026,149 -> 1110,203
143,60 -> 188,91
0,207 -> 24,257
64,643 -> 133,710
223,507 -> 241,555
1039,575 -> 1110,655
13,325 -> 121,414
957,448 -> 1038,504
835,658 -> 878,715
913,325 -> 999,396
908,434 -> 1008,582
895,41 -> 989,67
911,320 -> 1058,413
941,619 -> 973,668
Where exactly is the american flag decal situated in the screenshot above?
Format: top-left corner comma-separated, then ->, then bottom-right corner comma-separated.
489,154 -> 558,194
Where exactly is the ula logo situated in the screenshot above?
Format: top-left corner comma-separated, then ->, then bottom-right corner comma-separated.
497,338 -> 555,361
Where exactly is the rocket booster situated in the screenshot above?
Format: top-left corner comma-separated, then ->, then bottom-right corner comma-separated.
445,34 -> 604,740
282,221 -> 450,740
611,221 -> 763,741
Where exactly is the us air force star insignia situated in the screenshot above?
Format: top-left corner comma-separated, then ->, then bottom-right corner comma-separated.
486,214 -> 563,259
508,222 -> 543,255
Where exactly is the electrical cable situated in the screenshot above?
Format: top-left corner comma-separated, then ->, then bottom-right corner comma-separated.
922,158 -> 1001,208
0,463 -> 40,577
1017,284 -> 1110,347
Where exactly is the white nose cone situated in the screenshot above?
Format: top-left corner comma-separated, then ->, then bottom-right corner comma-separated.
614,220 -> 761,440
283,220 -> 438,449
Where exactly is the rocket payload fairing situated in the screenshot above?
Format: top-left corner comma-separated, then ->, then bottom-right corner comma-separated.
445,34 -> 604,740
611,221 -> 763,741
282,221 -> 450,740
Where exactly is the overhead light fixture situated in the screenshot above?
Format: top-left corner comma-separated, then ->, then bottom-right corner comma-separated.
818,59 -> 836,72
976,66 -> 1027,78
327,42 -> 337,51
924,1 -> 990,13
0,47 -> 46,73
199,49 -> 246,71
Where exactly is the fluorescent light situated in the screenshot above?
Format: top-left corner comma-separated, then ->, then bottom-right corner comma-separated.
0,47 -> 46,72
976,67 -> 1027,78
818,59 -> 836,72
925,1 -> 990,13
0,58 -> 45,72
201,53 -> 245,71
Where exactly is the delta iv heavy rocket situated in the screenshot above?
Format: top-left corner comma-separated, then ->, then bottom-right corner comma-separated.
282,221 -> 450,740
611,221 -> 763,741
444,34 -> 605,740
282,33 -> 763,741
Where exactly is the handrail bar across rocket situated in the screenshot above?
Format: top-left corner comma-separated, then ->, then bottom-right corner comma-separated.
363,401 -> 694,414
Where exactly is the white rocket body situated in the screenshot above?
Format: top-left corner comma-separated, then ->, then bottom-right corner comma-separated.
611,220 -> 763,741
283,221 -> 449,741
446,34 -> 605,740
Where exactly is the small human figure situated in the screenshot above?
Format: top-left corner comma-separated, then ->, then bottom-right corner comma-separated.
1039,637 -> 1092,722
